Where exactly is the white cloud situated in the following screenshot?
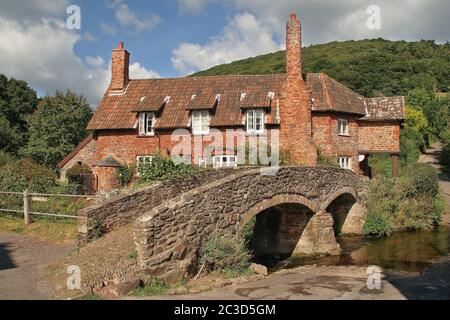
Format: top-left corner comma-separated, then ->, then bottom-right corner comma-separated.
85,56 -> 105,67
0,17 -> 160,106
82,32 -> 97,42
0,0 -> 70,21
171,12 -> 281,74
176,0 -> 450,44
177,0 -> 209,15
115,4 -> 161,32
100,22 -> 118,36
129,62 -> 161,79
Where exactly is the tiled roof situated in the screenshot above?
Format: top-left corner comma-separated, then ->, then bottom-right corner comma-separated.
87,75 -> 285,130
87,73 -> 404,130
307,73 -> 367,115
362,96 -> 405,121
98,155 -> 122,167
132,96 -> 168,112
188,90 -> 220,111
239,91 -> 273,109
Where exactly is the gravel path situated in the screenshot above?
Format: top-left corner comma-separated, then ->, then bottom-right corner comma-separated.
0,233 -> 74,300
418,142 -> 450,225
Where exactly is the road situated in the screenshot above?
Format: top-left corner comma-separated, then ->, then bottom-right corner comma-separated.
144,265 -> 405,300
418,142 -> 450,225
0,233 -> 74,300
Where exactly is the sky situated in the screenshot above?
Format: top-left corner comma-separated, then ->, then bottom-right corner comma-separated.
0,0 -> 449,106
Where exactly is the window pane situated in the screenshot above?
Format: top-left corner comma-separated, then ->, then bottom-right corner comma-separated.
247,111 -> 254,132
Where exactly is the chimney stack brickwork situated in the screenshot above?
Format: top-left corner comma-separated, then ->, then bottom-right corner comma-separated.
110,42 -> 130,92
280,13 -> 317,165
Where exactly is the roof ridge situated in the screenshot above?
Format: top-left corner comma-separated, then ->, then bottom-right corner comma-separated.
320,73 -> 333,108
129,73 -> 287,82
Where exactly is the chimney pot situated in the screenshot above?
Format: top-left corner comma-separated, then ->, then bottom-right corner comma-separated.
118,41 -> 124,49
290,13 -> 297,21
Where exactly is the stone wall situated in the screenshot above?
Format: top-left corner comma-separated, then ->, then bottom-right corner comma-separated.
134,166 -> 365,282
60,137 -> 97,181
78,168 -> 254,244
312,113 -> 361,173
358,121 -> 401,152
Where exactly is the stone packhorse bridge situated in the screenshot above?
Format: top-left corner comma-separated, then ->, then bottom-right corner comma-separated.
132,166 -> 367,282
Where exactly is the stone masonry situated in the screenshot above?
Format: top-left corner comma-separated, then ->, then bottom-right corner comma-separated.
133,166 -> 366,282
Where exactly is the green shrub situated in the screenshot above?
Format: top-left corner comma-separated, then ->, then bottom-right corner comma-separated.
129,278 -> 169,296
66,163 -> 92,176
400,128 -> 422,165
117,164 -> 134,187
363,212 -> 391,237
201,233 -> 252,273
364,163 -> 443,237
399,163 -> 439,198
242,217 -> 256,245
138,154 -> 199,182
317,149 -> 339,167
440,143 -> 450,174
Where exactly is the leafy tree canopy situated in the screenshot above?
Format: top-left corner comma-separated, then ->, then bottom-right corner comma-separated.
21,90 -> 93,168
0,74 -> 38,154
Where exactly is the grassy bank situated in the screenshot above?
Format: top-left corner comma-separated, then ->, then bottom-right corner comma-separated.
0,215 -> 77,243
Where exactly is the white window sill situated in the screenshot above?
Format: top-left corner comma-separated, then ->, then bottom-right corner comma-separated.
138,133 -> 155,137
246,132 -> 266,136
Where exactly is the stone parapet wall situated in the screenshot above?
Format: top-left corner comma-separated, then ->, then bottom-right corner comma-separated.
77,168 -> 254,245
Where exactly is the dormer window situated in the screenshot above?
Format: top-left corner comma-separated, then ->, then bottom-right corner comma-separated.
138,112 -> 155,136
192,111 -> 210,135
338,119 -> 349,136
246,109 -> 265,134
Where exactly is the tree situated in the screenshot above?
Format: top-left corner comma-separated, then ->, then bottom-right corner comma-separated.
21,90 -> 93,168
0,74 -> 38,154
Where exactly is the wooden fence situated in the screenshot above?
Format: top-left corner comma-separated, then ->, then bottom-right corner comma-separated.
0,190 -> 103,225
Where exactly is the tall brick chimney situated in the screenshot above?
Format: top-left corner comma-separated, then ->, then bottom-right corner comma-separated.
280,13 -> 317,165
110,42 -> 130,92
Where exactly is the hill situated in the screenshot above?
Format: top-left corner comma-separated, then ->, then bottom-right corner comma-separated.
192,39 -> 450,98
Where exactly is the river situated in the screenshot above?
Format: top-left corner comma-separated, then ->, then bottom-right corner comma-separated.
272,226 -> 450,273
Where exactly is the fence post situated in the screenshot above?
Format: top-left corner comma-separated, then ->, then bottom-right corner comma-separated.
23,189 -> 31,225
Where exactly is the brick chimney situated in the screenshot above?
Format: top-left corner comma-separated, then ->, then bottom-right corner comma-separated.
280,13 -> 317,165
110,42 -> 130,92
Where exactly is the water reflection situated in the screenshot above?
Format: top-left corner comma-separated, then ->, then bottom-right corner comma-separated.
270,226 -> 450,273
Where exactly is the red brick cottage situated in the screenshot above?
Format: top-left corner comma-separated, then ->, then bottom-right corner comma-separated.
59,13 -> 404,191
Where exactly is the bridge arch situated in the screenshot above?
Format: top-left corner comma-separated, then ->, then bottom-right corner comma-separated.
133,166 -> 366,281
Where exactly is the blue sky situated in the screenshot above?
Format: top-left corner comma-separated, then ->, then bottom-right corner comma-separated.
0,0 -> 448,105
73,0 -> 232,77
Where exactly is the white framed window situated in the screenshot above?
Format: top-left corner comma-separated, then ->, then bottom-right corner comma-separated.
191,111 -> 210,135
338,157 -> 351,170
136,155 -> 154,176
338,119 -> 349,135
246,109 -> 265,134
213,155 -> 237,168
138,112 -> 155,136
